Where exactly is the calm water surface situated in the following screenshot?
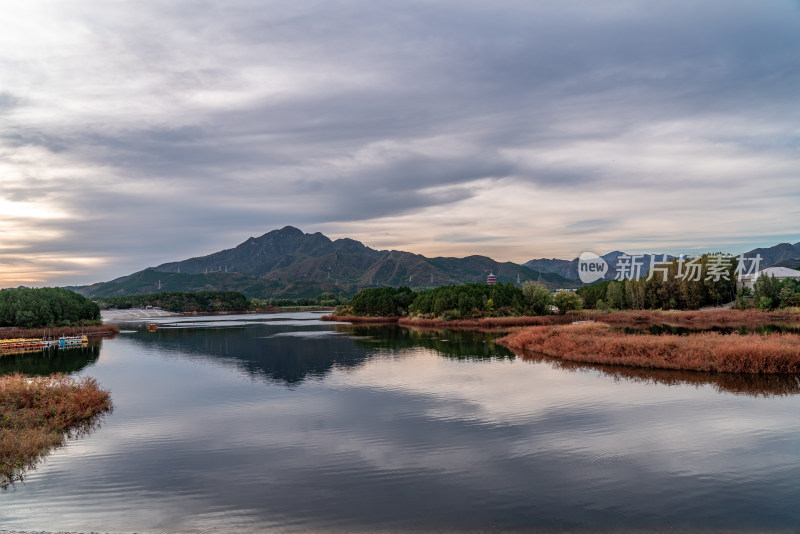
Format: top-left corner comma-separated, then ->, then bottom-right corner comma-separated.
2,311 -> 800,532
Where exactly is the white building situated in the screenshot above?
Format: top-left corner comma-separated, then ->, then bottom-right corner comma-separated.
738,266 -> 800,290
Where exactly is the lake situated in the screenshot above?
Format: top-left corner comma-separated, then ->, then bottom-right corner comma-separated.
2,311 -> 800,532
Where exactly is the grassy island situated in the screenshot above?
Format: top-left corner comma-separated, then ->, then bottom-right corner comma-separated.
498,323 -> 800,374
0,373 -> 112,487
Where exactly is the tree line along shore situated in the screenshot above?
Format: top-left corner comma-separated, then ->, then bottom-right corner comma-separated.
325,282 -> 800,375
0,288 -> 119,340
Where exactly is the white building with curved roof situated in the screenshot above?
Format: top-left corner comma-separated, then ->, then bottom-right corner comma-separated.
739,266 -> 800,290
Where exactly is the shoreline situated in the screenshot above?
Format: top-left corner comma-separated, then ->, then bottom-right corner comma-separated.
324,308 -> 800,329
183,306 -> 335,315
0,324 -> 120,340
325,309 -> 800,374
321,314 -> 400,324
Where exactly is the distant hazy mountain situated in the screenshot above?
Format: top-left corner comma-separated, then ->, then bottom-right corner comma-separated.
742,243 -> 800,269
74,226 -> 579,299
523,241 -> 800,280
524,251 -> 664,281
771,257 -> 800,270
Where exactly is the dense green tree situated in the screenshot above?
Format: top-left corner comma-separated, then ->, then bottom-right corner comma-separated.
96,291 -> 248,313
522,281 -> 553,315
349,287 -> 416,316
0,288 -> 100,328
778,286 -> 799,308
606,281 -> 624,309
408,283 -> 524,319
553,290 -> 583,315
575,282 -> 606,309
753,274 -> 781,310
316,292 -> 337,306
577,254 -> 738,311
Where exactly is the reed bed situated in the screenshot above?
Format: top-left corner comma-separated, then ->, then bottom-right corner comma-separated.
596,308 -> 797,327
326,308 -> 799,330
0,373 -> 112,486
0,324 -> 119,340
498,323 -> 800,374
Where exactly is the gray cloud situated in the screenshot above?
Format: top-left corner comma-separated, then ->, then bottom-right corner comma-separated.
1,0 -> 798,284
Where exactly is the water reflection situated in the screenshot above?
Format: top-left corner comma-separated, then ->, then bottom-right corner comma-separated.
2,313 -> 800,531
119,321 -> 373,384
0,344 -> 101,376
344,324 -> 800,398
519,349 -> 800,397
3,406 -> 109,490
338,324 -> 515,361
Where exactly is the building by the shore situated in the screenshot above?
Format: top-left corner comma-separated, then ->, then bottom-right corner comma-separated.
739,266 -> 800,290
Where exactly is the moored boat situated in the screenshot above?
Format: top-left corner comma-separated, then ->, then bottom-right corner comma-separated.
0,337 -> 49,349
58,335 -> 89,347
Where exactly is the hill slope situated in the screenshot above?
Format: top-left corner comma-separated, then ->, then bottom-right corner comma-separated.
75,227 -> 578,299
523,242 -> 800,280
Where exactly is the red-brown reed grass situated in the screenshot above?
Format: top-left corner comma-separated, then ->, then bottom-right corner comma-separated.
0,373 -> 112,486
596,308 -> 798,327
0,324 -> 120,340
498,323 -> 800,374
328,308 -> 799,330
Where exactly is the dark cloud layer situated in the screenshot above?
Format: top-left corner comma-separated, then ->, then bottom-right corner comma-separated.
1,0 -> 798,284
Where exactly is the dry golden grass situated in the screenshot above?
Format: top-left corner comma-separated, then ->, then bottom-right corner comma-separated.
0,324 -> 119,340
596,308 -> 798,327
498,323 -> 800,374
0,373 -> 112,486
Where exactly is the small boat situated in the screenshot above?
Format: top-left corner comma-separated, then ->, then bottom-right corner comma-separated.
148,323 -> 158,331
58,335 -> 89,347
0,337 -> 49,349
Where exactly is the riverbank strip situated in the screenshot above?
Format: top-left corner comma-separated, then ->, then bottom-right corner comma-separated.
185,306 -> 335,315
325,309 -> 800,373
321,315 -> 401,324
0,324 -> 120,340
324,308 -> 799,330
0,373 -> 112,486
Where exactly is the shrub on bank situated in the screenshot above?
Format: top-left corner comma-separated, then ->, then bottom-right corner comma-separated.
0,374 -> 112,486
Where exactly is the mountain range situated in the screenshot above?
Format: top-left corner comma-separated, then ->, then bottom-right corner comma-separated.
72,227 -> 800,300
523,242 -> 800,280
74,226 -> 578,299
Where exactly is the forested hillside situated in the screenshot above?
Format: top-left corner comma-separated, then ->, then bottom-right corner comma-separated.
0,288 -> 100,328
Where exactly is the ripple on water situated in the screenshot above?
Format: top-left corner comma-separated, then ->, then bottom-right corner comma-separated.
3,313 -> 800,532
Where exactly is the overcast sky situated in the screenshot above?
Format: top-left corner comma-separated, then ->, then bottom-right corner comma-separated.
2,0 -> 799,286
